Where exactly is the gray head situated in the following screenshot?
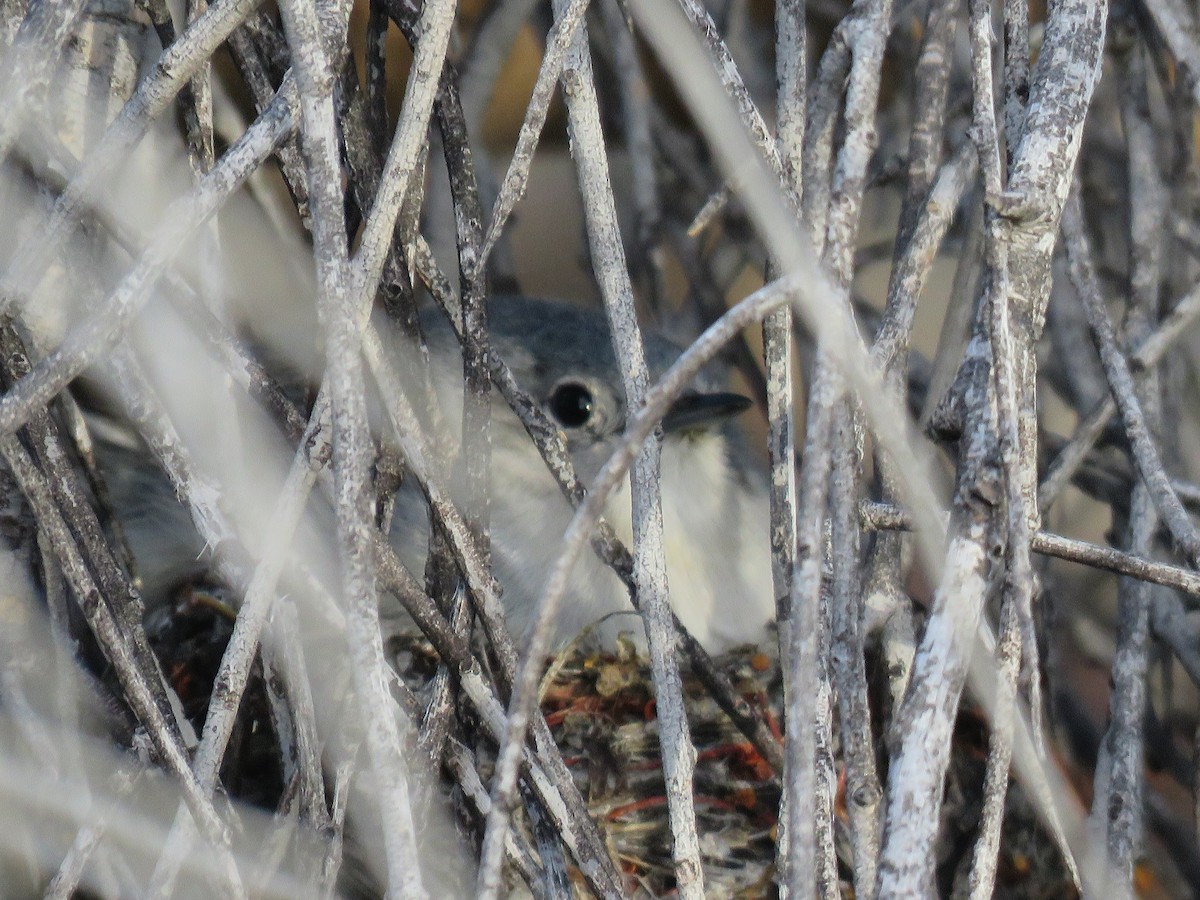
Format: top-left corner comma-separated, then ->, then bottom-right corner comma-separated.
420,295 -> 751,482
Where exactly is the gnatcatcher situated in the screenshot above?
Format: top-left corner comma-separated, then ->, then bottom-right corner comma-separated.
93,295 -> 776,654
384,295 -> 775,653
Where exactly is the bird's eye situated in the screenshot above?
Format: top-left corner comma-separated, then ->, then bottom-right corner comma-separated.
548,381 -> 595,428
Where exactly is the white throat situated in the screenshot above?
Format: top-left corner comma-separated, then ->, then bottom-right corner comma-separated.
487,427 -> 775,654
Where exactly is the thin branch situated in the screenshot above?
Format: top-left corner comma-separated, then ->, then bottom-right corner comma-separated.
0,77 -> 296,440
278,0 -> 425,895
1062,192 -> 1200,569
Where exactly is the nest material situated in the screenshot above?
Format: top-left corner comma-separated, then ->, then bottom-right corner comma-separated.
385,626 -> 783,897
560,649 -> 1081,897
392,626 -> 1078,898
156,594 -> 1080,899
539,637 -> 782,897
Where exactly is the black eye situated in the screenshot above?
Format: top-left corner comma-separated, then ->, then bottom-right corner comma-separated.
548,382 -> 595,428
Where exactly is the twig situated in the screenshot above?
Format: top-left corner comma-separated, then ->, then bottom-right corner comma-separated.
477,0 -> 591,266
829,410 -> 882,896
0,0 -> 267,310
480,0 -> 705,893
144,421 -> 322,898
0,0 -> 89,164
810,0 -> 897,890
865,0 -> 960,750
786,359 -> 839,900
43,769 -> 141,900
0,435 -> 245,896
964,0 -> 1032,888
765,0 -> 800,859
1039,278 -> 1200,512
597,0 -> 665,306
1061,193 -> 1200,569
0,77 -> 296,440
1139,0 -> 1200,107
861,499 -> 1200,600
278,0 -> 426,895
1087,23 -> 1166,889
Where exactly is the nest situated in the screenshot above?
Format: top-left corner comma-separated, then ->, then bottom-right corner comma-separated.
387,627 -> 1078,899
537,638 -> 781,897
150,586 -> 1083,897
386,628 -> 782,897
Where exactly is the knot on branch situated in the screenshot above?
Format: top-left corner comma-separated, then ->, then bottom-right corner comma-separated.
992,190 -> 1043,226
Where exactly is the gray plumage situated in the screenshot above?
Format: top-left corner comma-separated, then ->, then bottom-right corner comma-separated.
385,295 -> 774,651
95,295 -> 776,653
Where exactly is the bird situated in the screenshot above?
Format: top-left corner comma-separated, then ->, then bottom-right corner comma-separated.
382,294 -> 776,654
91,295 -> 777,656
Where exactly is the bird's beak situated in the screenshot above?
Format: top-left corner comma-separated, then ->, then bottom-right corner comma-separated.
661,391 -> 753,433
